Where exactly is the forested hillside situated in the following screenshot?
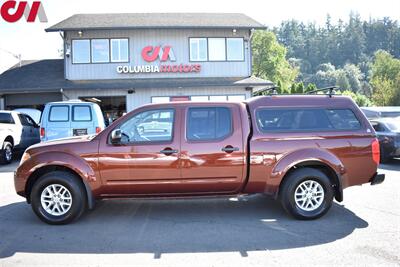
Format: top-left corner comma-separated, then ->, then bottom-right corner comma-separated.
252,14 -> 400,106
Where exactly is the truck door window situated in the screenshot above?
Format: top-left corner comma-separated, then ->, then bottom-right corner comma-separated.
187,107 -> 232,141
119,109 -> 174,143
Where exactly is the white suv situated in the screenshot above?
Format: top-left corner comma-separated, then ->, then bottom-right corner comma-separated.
0,111 -> 40,164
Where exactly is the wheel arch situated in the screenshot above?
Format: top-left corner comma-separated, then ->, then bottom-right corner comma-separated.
278,160 -> 343,202
3,135 -> 14,147
25,165 -> 95,209
272,148 -> 345,202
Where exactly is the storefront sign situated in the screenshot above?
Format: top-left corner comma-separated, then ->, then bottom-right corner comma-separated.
117,45 -> 201,74
1,1 -> 47,23
142,45 -> 176,62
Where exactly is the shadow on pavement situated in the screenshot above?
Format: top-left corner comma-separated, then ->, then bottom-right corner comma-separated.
0,195 -> 368,258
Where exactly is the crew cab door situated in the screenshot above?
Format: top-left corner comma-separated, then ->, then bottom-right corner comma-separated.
98,107 -> 181,195
180,104 -> 246,193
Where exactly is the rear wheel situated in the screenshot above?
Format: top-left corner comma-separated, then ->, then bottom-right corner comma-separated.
279,168 -> 334,220
0,142 -> 13,164
30,171 -> 87,225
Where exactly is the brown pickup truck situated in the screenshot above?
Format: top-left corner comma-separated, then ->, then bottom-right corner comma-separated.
15,95 -> 384,224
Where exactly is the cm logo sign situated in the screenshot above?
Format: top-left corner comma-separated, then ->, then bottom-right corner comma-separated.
1,1 -> 47,23
141,45 -> 176,62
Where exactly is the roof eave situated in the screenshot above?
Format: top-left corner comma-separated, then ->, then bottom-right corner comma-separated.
45,25 -> 267,32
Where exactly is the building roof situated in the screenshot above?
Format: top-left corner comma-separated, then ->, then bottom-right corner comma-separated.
46,13 -> 266,32
0,59 -> 273,93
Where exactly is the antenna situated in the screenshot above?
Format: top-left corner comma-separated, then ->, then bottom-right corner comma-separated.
0,48 -> 22,67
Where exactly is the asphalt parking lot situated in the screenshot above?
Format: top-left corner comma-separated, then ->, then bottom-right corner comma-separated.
0,159 -> 399,266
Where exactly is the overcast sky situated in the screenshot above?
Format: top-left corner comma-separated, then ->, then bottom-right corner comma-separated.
0,0 -> 399,74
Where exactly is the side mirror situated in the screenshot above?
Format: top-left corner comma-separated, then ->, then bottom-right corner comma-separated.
110,129 -> 122,144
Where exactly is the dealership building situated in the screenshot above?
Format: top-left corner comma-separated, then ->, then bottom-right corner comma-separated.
0,13 -> 272,118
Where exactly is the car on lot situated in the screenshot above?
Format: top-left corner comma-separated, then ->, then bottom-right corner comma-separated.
0,111 -> 40,164
361,106 -> 400,119
15,95 -> 384,224
370,118 -> 400,162
39,100 -> 105,142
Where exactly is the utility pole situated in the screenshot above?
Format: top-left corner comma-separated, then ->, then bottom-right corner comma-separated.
0,48 -> 22,67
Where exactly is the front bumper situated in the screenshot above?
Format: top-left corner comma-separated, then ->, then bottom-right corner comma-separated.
370,173 -> 385,185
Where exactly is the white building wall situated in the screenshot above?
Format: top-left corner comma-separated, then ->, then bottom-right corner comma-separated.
64,87 -> 251,112
65,29 -> 251,80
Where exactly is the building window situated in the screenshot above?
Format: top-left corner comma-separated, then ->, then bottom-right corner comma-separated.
91,39 -> 110,63
191,96 -> 209,102
209,95 -> 227,101
72,40 -> 90,64
189,38 -> 207,61
152,97 -> 170,103
111,38 -> 129,62
228,95 -> 246,101
227,38 -> 244,61
208,38 -> 226,61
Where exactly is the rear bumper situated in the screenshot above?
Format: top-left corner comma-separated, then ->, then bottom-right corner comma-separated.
370,173 -> 385,185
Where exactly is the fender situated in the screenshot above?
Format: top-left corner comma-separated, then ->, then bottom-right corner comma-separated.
266,148 -> 346,198
18,151 -> 100,208
26,151 -> 97,183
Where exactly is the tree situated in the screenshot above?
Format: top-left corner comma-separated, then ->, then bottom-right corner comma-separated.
252,30 -> 298,91
371,77 -> 398,106
370,50 -> 400,106
336,70 -> 351,90
343,64 -> 364,92
342,90 -> 373,107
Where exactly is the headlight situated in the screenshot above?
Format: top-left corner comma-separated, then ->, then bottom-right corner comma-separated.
19,152 -> 31,166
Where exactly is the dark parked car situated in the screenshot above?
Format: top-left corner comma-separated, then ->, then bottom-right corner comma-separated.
361,106 -> 400,119
15,95 -> 384,224
370,118 -> 400,162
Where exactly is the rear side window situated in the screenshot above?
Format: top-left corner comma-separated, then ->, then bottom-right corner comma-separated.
73,105 -> 92,121
49,106 -> 69,122
256,108 -> 361,132
0,113 -> 14,124
187,107 -> 232,141
18,114 -> 30,126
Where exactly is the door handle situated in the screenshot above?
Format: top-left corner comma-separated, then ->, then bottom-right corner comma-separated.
221,146 -> 239,153
160,148 -> 178,155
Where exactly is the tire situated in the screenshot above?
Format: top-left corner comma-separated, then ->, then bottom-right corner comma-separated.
30,171 -> 87,225
279,168 -> 334,220
0,142 -> 13,164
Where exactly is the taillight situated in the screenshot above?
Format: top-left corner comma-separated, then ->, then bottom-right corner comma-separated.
372,138 -> 380,165
96,127 -> 102,134
40,127 -> 45,138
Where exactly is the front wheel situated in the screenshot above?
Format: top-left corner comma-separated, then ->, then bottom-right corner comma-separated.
30,171 -> 87,225
279,168 -> 334,220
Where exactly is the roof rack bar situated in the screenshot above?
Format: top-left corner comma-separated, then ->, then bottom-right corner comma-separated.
306,86 -> 339,98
